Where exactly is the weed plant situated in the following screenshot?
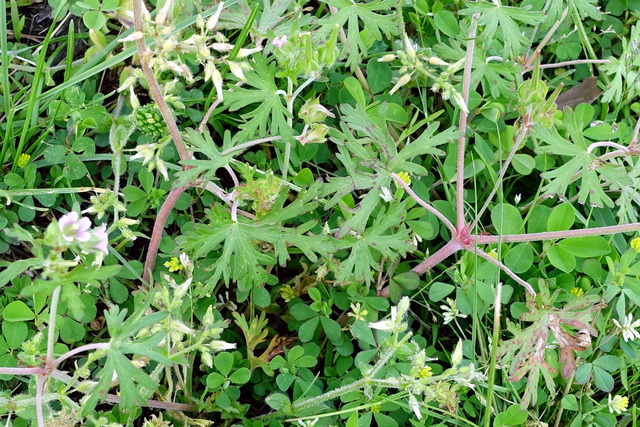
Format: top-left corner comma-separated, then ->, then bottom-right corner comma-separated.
1,0 -> 640,426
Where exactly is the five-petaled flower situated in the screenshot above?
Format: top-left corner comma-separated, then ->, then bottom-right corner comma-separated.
59,212 -> 92,243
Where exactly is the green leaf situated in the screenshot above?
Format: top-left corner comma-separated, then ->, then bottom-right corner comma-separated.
433,10 -> 459,37
512,154 -> 535,175
429,281 -> 455,302
343,77 -> 367,107
206,372 -> 226,389
83,10 -> 106,30
224,55 -> 292,141
265,393 -> 292,413
547,246 -> 576,273
366,59 -> 391,94
229,367 -> 251,384
215,352 -> 234,377
2,301 -> 35,322
298,317 -> 319,342
293,168 -> 314,186
2,321 -> 28,349
593,355 -> 621,372
561,394 -> 579,411
504,243 -> 533,274
557,236 -> 610,258
592,366 -> 614,392
320,316 -> 342,344
0,258 -> 39,288
317,0 -> 399,70
392,271 -> 420,290
491,203 -> 524,234
352,320 -> 376,346
290,303 -> 317,320
494,404 -> 528,426
460,3 -> 545,59
547,203 -> 575,232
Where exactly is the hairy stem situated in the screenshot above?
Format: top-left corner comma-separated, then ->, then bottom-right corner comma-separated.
412,239 -> 464,275
470,247 -> 536,295
53,343 -> 110,367
46,286 -> 61,368
391,173 -> 456,234
456,13 -> 480,231
475,222 -> 640,244
143,185 -> 189,283
472,121 -> 531,229
36,374 -> 45,426
525,59 -> 611,72
133,0 -> 190,162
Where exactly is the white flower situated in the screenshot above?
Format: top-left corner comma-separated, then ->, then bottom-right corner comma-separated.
440,298 -> 467,325
379,186 -> 393,202
369,305 -> 398,331
209,340 -> 237,351
612,314 -> 640,342
408,393 -> 422,419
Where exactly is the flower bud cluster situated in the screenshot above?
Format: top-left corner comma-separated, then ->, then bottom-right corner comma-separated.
130,141 -> 170,181
379,32 -> 468,113
118,2 -> 262,104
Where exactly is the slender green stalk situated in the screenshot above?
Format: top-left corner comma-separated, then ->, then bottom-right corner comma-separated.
483,283 -> 502,427
46,286 -> 62,368
0,0 -> 12,164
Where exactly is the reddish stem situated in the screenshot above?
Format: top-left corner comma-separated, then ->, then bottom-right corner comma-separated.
143,185 -> 189,283
475,222 -> 640,244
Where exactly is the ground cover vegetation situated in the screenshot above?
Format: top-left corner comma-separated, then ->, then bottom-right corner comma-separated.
1,0 -> 640,425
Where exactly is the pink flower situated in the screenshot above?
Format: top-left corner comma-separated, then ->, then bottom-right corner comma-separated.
91,224 -> 109,255
58,212 -> 92,243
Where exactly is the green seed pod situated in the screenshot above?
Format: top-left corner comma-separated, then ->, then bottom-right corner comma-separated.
134,104 -> 167,138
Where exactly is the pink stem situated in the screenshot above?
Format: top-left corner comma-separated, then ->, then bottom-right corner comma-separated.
143,185 -> 189,283
587,141 -> 629,154
36,374 -> 45,426
0,367 -> 47,375
476,222 -> 640,244
411,239 -> 463,275
391,173 -> 456,235
456,14 -> 480,231
469,247 -> 536,295
632,115 -> 640,145
524,59 -> 611,72
53,343 -> 110,367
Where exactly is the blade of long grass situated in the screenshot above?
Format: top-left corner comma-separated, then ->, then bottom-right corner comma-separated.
0,0 -> 13,163
11,2 -> 67,171
64,20 -> 75,82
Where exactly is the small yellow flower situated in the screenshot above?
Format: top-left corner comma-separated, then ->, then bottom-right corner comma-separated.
396,171 -> 411,185
608,394 -> 629,414
280,284 -> 297,302
347,303 -> 369,321
370,404 -> 381,413
630,237 -> 640,254
419,366 -> 433,379
570,287 -> 584,297
163,257 -> 183,272
487,249 -> 498,260
17,153 -> 30,168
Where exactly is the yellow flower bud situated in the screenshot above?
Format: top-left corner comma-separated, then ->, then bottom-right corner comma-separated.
630,237 -> 640,253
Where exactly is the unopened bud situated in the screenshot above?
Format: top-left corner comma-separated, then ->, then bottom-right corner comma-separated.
428,56 -> 448,66
299,97 -> 335,124
378,54 -> 397,62
389,74 -> 412,95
